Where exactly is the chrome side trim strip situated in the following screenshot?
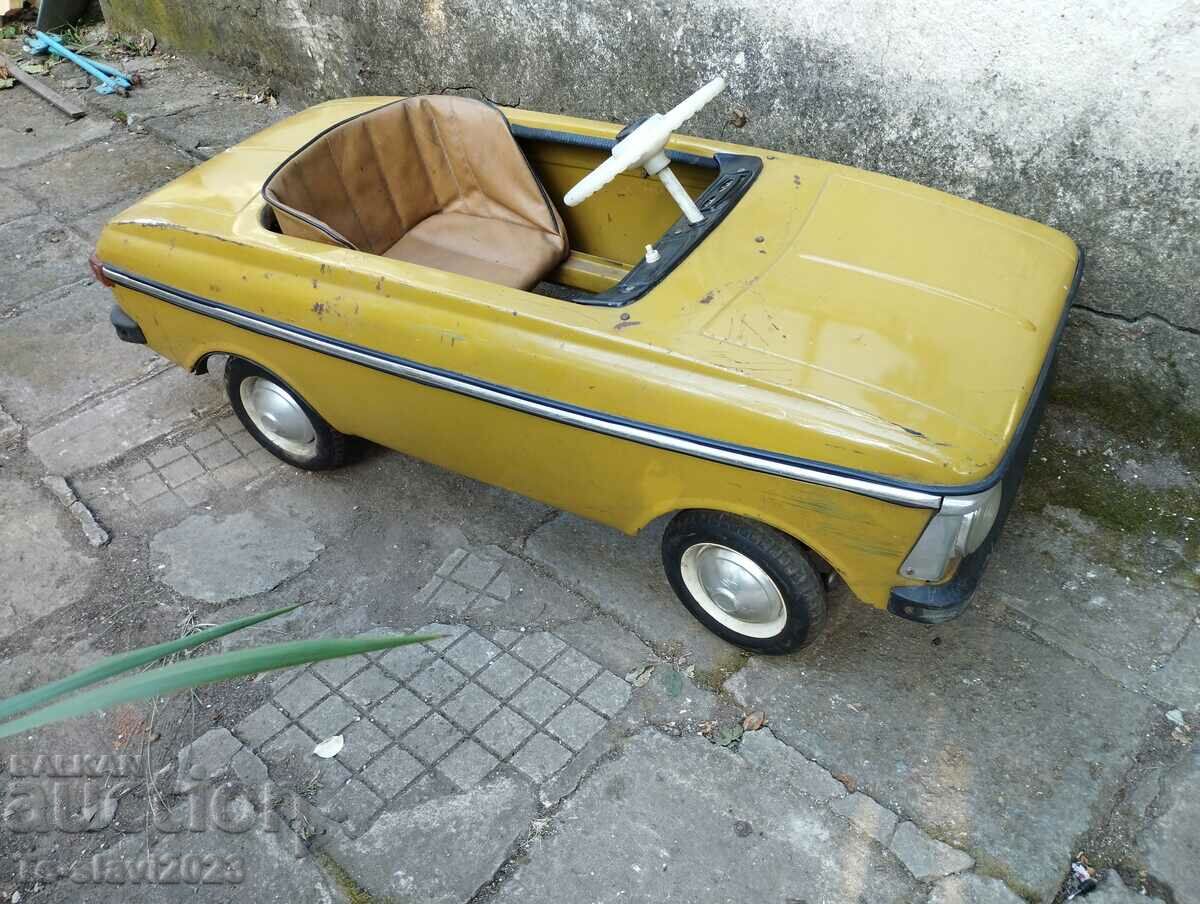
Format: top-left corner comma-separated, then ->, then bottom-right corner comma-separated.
104,266 -> 943,510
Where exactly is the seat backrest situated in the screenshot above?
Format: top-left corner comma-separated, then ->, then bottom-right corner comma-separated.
263,95 -> 565,257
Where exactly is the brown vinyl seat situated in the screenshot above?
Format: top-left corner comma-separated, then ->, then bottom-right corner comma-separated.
262,96 -> 569,290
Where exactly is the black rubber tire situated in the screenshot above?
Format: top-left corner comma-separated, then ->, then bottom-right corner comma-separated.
662,510 -> 827,654
225,357 -> 347,471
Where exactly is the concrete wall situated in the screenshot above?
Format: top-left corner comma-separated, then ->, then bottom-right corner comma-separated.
100,0 -> 1200,443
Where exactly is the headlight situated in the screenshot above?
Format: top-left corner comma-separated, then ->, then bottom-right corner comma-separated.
900,483 -> 1003,582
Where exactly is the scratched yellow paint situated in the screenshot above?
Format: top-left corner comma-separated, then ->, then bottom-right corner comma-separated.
96,99 -> 1079,608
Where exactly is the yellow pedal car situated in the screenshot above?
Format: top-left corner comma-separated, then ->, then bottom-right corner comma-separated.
95,78 -> 1083,653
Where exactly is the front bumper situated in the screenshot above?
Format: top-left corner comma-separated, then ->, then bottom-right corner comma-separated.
888,246 -> 1085,624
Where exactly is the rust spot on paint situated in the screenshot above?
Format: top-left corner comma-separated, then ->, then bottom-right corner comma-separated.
311,302 -> 326,316
698,291 -> 715,305
614,320 -> 641,331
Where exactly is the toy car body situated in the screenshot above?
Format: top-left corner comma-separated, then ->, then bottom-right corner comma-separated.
95,91 -> 1083,652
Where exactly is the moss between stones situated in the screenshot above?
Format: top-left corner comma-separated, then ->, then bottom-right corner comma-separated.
315,852 -> 390,904
1020,376 -> 1200,541
693,649 -> 751,691
1021,431 -> 1199,539
1048,374 -> 1200,473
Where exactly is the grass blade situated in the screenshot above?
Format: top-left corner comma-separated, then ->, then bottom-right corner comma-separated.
0,633 -> 434,739
0,604 -> 300,723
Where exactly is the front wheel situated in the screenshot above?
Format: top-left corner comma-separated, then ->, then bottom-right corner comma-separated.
225,358 -> 347,470
662,510 -> 827,654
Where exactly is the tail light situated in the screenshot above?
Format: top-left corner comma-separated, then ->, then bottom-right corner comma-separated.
89,252 -> 114,287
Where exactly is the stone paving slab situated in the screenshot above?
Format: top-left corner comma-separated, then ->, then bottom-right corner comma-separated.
0,175 -> 38,225
26,367 -> 225,474
139,100 -> 292,159
495,730 -> 922,904
725,599 -> 1159,898
152,510 -> 324,603
0,476 -> 98,641
21,133 -> 191,215
0,214 -> 92,315
1136,741 -> 1199,898
0,280 -> 160,427
981,509 -> 1198,699
53,793 -> 347,904
231,625 -> 631,837
525,513 -> 738,671
74,410 -> 283,523
328,774 -> 534,904
1146,617 -> 1200,707
0,85 -> 114,171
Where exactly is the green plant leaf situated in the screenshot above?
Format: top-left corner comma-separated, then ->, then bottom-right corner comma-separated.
0,605 -> 300,723
0,633 -> 435,740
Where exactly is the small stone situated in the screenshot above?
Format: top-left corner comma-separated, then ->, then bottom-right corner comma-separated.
890,821 -> 974,880
69,500 -> 110,547
1165,709 -> 1185,728
41,474 -> 75,507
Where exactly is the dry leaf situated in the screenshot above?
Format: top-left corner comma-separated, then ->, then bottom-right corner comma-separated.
741,711 -> 767,732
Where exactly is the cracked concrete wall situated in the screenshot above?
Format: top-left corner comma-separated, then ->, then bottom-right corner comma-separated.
99,0 -> 1200,434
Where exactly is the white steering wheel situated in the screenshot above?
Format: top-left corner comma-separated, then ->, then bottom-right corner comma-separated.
564,76 -> 727,225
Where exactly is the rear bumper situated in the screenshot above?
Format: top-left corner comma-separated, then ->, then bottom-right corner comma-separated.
888,246 -> 1085,625
110,304 -> 146,344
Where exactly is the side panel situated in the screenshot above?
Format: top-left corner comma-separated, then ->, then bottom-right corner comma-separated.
109,277 -> 931,609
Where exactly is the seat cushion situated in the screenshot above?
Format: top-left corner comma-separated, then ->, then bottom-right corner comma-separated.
262,95 -> 568,288
384,212 -> 565,290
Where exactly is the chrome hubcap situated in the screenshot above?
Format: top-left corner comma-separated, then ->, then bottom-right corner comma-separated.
240,376 -> 317,460
680,543 -> 786,638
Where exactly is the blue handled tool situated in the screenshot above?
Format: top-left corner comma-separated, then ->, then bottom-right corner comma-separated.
24,30 -> 135,96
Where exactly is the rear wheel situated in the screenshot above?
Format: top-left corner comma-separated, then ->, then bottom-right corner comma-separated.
662,510 -> 827,654
225,358 -> 346,470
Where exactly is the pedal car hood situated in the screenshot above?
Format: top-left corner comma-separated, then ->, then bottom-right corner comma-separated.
695,165 -> 1080,484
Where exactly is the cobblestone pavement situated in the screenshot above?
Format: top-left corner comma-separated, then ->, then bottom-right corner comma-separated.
0,38 -> 1195,904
